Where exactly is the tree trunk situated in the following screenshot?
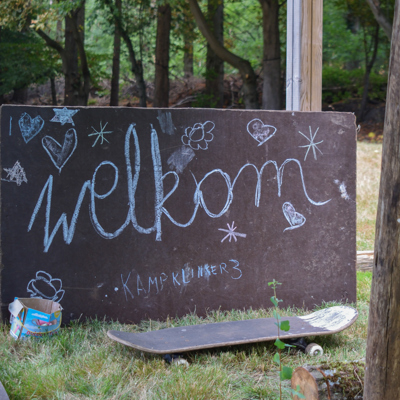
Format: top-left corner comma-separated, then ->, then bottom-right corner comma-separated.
358,23 -> 380,122
12,87 -> 28,104
188,0 -> 259,109
64,5 -> 89,106
364,2 -> 400,399
183,7 -> 195,79
259,0 -> 281,110
153,4 -> 171,108
50,77 -> 57,105
105,0 -> 147,107
110,0 -> 121,106
366,0 -> 393,39
205,0 -> 224,108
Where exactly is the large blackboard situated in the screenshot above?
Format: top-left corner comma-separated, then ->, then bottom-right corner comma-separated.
0,105 -> 356,323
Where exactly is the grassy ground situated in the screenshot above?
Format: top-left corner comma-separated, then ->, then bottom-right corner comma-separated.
356,142 -> 382,250
0,142 -> 380,399
0,271 -> 370,400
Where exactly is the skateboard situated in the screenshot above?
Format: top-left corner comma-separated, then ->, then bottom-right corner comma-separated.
107,306 -> 358,356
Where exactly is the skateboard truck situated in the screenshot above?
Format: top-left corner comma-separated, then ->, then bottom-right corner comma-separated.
285,337 -> 324,356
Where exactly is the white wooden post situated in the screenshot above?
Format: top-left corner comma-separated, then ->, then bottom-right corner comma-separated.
286,0 -> 323,111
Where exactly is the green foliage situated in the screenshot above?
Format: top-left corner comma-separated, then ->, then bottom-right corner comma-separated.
322,66 -> 387,103
0,29 -> 61,95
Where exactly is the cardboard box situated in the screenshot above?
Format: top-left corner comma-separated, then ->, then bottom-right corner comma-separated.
9,298 -> 62,339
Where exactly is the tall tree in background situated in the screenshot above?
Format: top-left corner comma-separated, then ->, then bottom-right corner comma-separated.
0,0 -> 91,105
110,0 -> 122,106
104,0 -> 147,107
188,0 -> 259,108
182,7 -> 196,78
59,3 -> 90,105
153,2 -> 171,107
205,0 -> 224,108
364,2 -> 400,399
259,0 -> 281,109
366,0 -> 393,38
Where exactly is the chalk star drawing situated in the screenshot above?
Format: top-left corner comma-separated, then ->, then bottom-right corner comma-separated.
3,161 -> 28,186
88,121 -> 113,147
218,221 -> 247,243
298,126 -> 323,161
50,107 -> 79,126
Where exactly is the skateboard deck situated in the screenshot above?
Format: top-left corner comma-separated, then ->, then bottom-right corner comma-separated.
107,306 -> 358,354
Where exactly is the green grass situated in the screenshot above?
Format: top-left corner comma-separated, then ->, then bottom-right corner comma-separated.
357,142 -> 382,250
0,271 -> 371,400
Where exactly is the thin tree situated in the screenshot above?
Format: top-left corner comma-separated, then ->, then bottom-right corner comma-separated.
110,0 -> 122,106
153,3 -> 171,108
37,2 -> 91,106
259,0 -> 281,110
366,0 -> 393,39
188,0 -> 259,109
104,0 -> 147,107
205,0 -> 224,108
364,2 -> 400,399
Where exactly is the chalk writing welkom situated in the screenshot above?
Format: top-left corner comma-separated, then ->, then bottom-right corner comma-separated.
27,122 -> 331,252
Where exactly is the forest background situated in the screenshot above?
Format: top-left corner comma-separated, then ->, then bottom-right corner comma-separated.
0,0 -> 395,136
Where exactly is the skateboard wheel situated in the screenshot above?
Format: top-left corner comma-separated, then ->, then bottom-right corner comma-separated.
305,343 -> 323,356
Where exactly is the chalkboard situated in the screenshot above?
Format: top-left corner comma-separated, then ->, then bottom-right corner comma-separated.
0,105 -> 356,323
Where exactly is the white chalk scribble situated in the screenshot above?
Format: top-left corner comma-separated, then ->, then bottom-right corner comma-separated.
89,121 -> 113,147
50,107 -> 79,126
218,221 -> 247,243
298,126 -> 323,161
182,121 -> 215,150
247,119 -> 277,146
3,161 -> 28,186
282,202 -> 306,232
27,271 -> 65,302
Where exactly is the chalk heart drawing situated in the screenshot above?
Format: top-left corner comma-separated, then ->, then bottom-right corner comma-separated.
42,128 -> 77,172
247,119 -> 277,146
282,202 -> 306,232
27,271 -> 65,302
18,112 -> 44,143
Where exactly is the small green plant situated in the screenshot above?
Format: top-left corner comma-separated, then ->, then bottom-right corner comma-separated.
269,279 -> 305,400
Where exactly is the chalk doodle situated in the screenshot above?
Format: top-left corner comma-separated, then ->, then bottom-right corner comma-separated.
27,270 -> 65,302
218,222 -> 247,243
298,126 -> 323,161
89,121 -> 113,147
50,107 -> 79,126
181,121 -> 215,150
3,160 -> 28,186
282,202 -> 306,232
9,117 -> 12,136
247,119 -> 277,146
28,124 -> 330,252
167,146 -> 195,174
334,180 -> 350,200
157,111 -> 176,136
19,113 -> 44,143
42,128 -> 77,173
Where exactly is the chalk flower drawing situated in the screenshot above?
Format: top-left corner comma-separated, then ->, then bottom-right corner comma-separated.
282,202 -> 306,232
27,271 -> 65,302
18,113 -> 44,143
218,221 -> 247,243
89,121 -> 113,147
3,161 -> 28,186
247,118 -> 277,146
50,107 -> 79,126
298,126 -> 323,161
181,121 -> 215,150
